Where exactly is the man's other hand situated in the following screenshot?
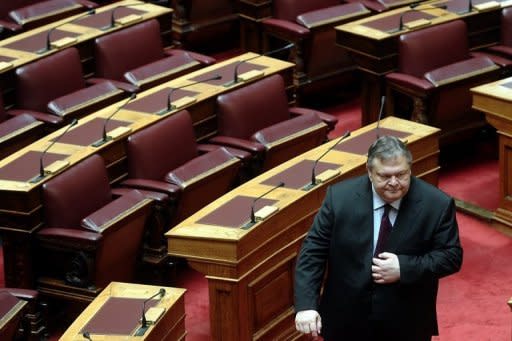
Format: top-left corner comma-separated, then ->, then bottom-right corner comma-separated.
295,310 -> 322,337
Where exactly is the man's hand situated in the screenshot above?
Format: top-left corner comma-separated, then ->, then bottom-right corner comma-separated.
295,310 -> 322,337
372,252 -> 400,284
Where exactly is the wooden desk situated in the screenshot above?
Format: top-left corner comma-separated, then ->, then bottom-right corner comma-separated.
60,282 -> 186,341
166,117 -> 440,340
0,53 -> 294,289
0,0 -> 172,107
471,77 -> 512,228
0,291 -> 28,340
336,0 -> 504,125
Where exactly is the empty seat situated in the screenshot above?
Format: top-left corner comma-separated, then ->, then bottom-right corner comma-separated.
385,20 -> 503,146
35,154 -> 152,300
209,74 -> 337,172
93,19 -> 216,91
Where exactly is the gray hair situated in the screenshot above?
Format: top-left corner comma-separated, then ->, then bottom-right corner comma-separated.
367,136 -> 412,170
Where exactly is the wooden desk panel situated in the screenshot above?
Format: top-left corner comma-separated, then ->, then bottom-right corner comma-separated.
472,77 -> 512,228
60,282 -> 186,341
0,53 -> 294,289
166,116 -> 440,340
0,0 -> 173,107
336,1 -> 503,124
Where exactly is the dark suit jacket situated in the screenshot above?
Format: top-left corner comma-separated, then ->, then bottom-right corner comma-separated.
294,175 -> 463,338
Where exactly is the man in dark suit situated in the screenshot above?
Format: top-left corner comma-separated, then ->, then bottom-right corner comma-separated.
294,135 -> 463,341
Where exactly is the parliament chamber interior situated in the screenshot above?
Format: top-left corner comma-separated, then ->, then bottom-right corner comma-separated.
0,0 -> 511,340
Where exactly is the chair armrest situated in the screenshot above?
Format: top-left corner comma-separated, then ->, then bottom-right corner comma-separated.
252,113 -> 327,147
37,227 -> 102,249
1,288 -> 39,301
197,143 -> 253,162
262,18 -> 310,41
120,178 -> 181,198
7,109 -> 63,125
486,45 -> 512,59
209,135 -> 265,154
111,187 -> 169,203
165,147 -> 240,189
81,190 -> 152,233
47,81 -> 123,117
470,51 -> 512,68
9,0 -> 93,25
164,49 -> 216,65
385,73 -> 435,93
296,3 -> 370,29
124,54 -> 201,88
0,113 -> 41,140
75,0 -> 98,9
424,56 -> 499,87
289,107 -> 338,132
87,77 -> 139,93
0,19 -> 22,31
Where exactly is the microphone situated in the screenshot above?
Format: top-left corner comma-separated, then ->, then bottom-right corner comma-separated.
101,2 -> 147,30
376,95 -> 385,139
91,93 -> 137,147
303,131 -> 351,191
134,288 -> 166,336
224,43 -> 294,87
392,5 -> 447,33
37,9 -> 96,54
82,331 -> 92,340
156,74 -> 222,115
29,118 -> 78,184
243,181 -> 285,229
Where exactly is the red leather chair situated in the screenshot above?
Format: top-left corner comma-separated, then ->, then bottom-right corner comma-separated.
261,0 -> 370,102
0,0 -> 97,34
487,8 -> 512,60
0,93 -> 46,159
93,19 -> 216,91
8,47 -> 126,127
35,154 -> 152,300
385,20 -> 503,146
120,110 -> 242,226
0,288 -> 47,340
170,0 -> 239,53
209,74 -> 337,172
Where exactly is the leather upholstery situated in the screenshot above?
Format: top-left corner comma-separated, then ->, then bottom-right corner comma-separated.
213,74 -> 332,171
37,154 -> 151,293
385,20 -> 502,145
0,0 -> 97,31
14,47 -> 123,123
94,19 -> 215,90
262,0 -> 369,101
124,110 -> 241,225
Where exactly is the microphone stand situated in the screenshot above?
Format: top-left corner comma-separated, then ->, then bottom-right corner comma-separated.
134,288 -> 166,336
243,181 -> 285,229
101,2 -> 148,31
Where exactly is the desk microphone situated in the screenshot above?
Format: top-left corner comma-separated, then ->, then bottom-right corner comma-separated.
30,118 -> 78,184
134,288 -> 166,336
101,2 -> 147,30
92,93 -> 136,147
303,131 -> 351,191
37,9 -> 96,54
376,95 -> 385,139
82,331 -> 92,340
392,5 -> 447,33
224,43 -> 294,87
156,74 -> 222,115
244,181 -> 285,229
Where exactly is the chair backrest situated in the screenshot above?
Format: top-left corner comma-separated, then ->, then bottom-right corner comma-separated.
272,0 -> 339,22
42,154 -> 112,228
502,7 -> 512,46
126,110 -> 198,180
398,20 -> 469,78
216,74 -> 290,139
94,19 -> 164,81
15,47 -> 85,112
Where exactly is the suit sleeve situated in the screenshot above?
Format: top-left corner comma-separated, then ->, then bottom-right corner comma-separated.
294,186 -> 335,312
398,198 -> 463,284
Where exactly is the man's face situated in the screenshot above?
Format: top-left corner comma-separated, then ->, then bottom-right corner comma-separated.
367,155 -> 411,203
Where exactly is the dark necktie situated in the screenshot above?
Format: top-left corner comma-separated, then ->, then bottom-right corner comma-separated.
374,204 -> 392,256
